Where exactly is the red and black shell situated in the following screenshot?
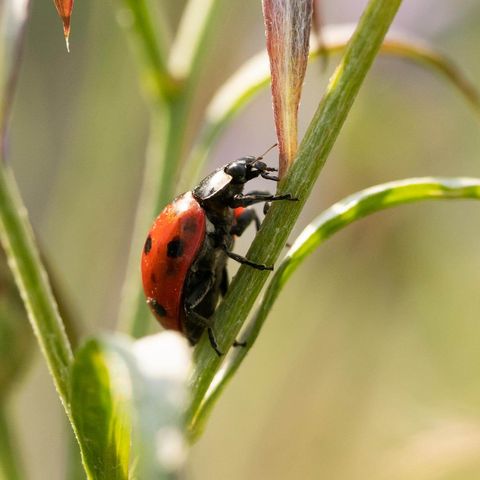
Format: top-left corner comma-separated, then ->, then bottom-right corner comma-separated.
141,192 -> 207,336
141,187 -> 234,346
141,154 -> 286,349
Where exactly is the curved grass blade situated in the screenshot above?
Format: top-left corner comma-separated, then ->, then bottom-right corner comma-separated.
189,176 -> 480,436
182,24 -> 480,190
120,0 -> 173,99
0,5 -> 71,477
0,0 -> 73,405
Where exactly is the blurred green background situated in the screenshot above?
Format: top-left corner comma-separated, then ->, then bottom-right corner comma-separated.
7,0 -> 480,478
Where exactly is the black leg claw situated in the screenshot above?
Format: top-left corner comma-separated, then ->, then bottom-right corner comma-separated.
208,328 -> 223,356
224,248 -> 274,271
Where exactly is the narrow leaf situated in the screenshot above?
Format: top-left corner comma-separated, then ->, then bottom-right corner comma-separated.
263,0 -> 313,176
1,0 -> 73,417
71,338 -> 132,480
190,177 -> 480,435
53,0 -> 73,51
120,0 -> 173,99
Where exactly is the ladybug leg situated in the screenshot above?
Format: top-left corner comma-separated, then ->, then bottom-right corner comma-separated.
232,191 -> 297,208
184,275 -> 215,311
184,276 -> 224,356
220,267 -> 229,297
207,327 -> 222,356
231,207 -> 261,236
186,310 -> 223,356
222,246 -> 273,271
259,172 -> 280,182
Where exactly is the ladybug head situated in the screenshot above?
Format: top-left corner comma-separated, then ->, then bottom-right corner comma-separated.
224,155 -> 279,184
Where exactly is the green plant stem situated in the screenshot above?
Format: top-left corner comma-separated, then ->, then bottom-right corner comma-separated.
0,163 -> 72,406
191,177 -> 480,434
121,0 -> 176,99
0,405 -> 23,480
186,0 -> 403,435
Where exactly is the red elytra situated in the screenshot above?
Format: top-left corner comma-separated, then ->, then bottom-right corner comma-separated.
141,191 -> 206,332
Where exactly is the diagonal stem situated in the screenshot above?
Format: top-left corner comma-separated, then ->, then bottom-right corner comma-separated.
186,0 -> 403,436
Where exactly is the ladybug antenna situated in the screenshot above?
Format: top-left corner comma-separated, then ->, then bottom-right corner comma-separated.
253,143 -> 280,181
256,143 -> 278,161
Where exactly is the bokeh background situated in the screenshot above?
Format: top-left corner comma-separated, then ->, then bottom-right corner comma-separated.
7,0 -> 480,478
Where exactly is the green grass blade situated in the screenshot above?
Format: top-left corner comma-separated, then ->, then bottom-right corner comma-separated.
120,0 -> 176,99
0,1 -> 76,473
192,176 -> 480,434
0,0 -> 73,407
0,0 -> 72,404
71,339 -> 132,480
186,0 -> 403,437
182,24 -> 480,190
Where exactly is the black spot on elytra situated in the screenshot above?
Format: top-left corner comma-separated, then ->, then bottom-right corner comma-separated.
167,237 -> 184,258
148,298 -> 167,317
150,273 -> 157,284
144,235 -> 152,255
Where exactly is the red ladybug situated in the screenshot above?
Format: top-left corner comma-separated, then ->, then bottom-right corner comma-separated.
141,153 -> 295,355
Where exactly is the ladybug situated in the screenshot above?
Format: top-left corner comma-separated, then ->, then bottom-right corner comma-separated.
141,152 -> 296,355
